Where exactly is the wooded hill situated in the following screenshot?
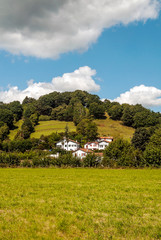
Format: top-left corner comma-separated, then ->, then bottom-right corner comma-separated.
0,90 -> 161,142
0,90 -> 161,167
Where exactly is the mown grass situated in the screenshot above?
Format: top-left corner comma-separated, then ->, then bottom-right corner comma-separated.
0,169 -> 160,240
8,120 -> 23,140
95,114 -> 134,141
30,120 -> 76,138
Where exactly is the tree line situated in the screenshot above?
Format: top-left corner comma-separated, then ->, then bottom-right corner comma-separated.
0,90 -> 161,168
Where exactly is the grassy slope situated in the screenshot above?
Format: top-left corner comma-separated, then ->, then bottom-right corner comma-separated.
8,119 -> 23,140
95,114 -> 135,141
9,115 -> 134,140
30,120 -> 76,138
0,169 -> 160,240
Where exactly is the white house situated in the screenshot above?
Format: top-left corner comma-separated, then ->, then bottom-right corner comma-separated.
84,142 -> 99,150
97,137 -> 113,142
84,139 -> 111,151
72,148 -> 93,159
56,139 -> 80,151
98,140 -> 110,150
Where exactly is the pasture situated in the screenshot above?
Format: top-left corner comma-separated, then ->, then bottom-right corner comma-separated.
30,120 -> 76,138
8,119 -> 23,140
0,169 -> 160,239
95,114 -> 134,141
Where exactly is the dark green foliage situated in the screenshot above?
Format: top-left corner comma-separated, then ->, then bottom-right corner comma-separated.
144,146 -> 161,167
73,102 -> 86,125
103,99 -> 111,112
0,108 -> 14,129
103,138 -> 145,167
7,101 -> 23,121
0,152 -> 20,166
6,139 -> 33,152
108,104 -> 123,120
30,113 -> 39,126
121,105 -> 135,126
76,118 -> 98,141
36,103 -> 52,116
143,128 -> 161,167
132,128 -> 151,151
120,104 -> 160,129
83,154 -> 100,167
133,110 -> 159,128
21,118 -> 34,139
47,132 -> 61,148
0,124 -> 9,141
89,102 -> 105,119
22,97 -> 36,105
51,104 -> 69,121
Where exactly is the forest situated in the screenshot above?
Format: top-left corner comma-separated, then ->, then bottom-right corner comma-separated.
0,90 -> 161,167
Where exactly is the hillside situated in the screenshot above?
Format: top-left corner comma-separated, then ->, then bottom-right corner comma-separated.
95,114 -> 135,141
8,119 -> 23,140
9,115 -> 134,141
30,120 -> 76,138
27,115 -> 134,140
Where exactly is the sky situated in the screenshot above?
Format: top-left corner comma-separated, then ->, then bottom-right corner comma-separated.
0,0 -> 161,111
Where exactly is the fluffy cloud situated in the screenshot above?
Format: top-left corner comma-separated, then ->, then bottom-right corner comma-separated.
0,66 -> 100,103
0,0 -> 160,58
113,85 -> 161,107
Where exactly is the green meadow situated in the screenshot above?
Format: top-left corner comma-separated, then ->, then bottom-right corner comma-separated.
30,115 -> 134,140
8,119 -> 23,140
95,115 -> 134,141
0,169 -> 160,240
30,120 -> 76,138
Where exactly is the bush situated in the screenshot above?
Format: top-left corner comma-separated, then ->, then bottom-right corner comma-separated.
83,154 -> 100,167
39,115 -> 51,121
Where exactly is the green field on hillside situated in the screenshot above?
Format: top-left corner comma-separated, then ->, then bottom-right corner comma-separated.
30,120 -> 76,138
95,115 -> 134,140
0,169 -> 160,240
9,115 -> 134,140
8,119 -> 23,140
30,115 -> 134,140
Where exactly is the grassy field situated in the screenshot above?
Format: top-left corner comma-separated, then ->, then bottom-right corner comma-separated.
30,120 -> 76,138
0,169 -> 160,240
95,115 -> 134,141
29,114 -> 134,140
8,119 -> 23,140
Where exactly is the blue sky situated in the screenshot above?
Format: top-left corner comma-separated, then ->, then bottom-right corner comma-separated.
0,0 -> 161,111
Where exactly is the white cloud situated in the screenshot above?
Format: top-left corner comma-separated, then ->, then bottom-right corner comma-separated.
0,0 -> 160,58
0,66 -> 100,103
113,85 -> 161,107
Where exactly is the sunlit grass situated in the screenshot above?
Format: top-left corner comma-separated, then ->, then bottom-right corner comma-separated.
0,169 -> 160,239
30,120 -> 76,138
30,114 -> 134,141
95,114 -> 134,141
8,119 -> 23,140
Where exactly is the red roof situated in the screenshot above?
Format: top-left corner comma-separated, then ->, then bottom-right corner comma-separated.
68,139 -> 80,144
73,148 -> 93,153
99,136 -> 113,139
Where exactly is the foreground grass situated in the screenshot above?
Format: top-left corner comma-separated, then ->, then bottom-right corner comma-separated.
0,169 -> 160,240
31,120 -> 76,138
95,114 -> 134,141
